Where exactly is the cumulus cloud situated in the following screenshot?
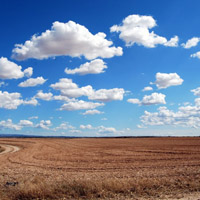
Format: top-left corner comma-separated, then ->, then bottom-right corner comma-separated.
191,51 -> 200,59
24,67 -> 33,77
50,78 -> 93,98
195,98 -> 200,106
0,119 -> 22,131
82,109 -> 104,115
61,85 -> 93,98
141,93 -> 166,105
142,86 -> 153,92
19,120 -> 33,127
69,130 -> 82,133
164,36 -> 179,47
54,122 -> 75,131
51,78 -> 125,101
0,91 -> 23,109
80,124 -> 93,129
0,90 -> 40,109
23,98 -> 38,106
140,99 -> 200,128
89,88 -> 125,102
127,98 -> 140,104
110,14 -> 178,48
18,77 -> 47,87
154,72 -> 183,89
50,78 -> 77,91
191,87 -> 200,96
36,120 -> 52,130
98,126 -> 117,133
0,119 -> 34,130
128,92 -> 166,106
53,95 -> 73,102
12,21 -> 123,61
0,57 -> 32,80
60,100 -> 104,111
65,59 -> 107,75
137,124 -> 147,129
182,37 -> 200,49
80,124 -> 117,133
35,90 -> 53,101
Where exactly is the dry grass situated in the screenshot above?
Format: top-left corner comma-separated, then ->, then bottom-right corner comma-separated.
4,176 -> 200,200
0,137 -> 200,199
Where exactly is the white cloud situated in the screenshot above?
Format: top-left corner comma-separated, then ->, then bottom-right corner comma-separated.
80,124 -> 117,134
0,82 -> 5,87
0,57 -> 30,79
54,122 -> 75,131
128,93 -> 166,106
142,86 -> 153,92
0,119 -> 21,131
12,21 -> 123,61
35,90 -> 53,101
195,98 -> 200,106
140,99 -> 200,128
164,36 -> 179,47
19,120 -> 33,127
110,14 -> 178,48
98,126 -> 117,133
88,88 -> 125,102
141,93 -> 166,105
50,78 -> 77,90
127,98 -> 140,104
69,130 -> 81,133
60,100 -> 104,111
51,78 -> 125,101
80,124 -> 93,129
53,95 -> 73,102
182,37 -> 200,49
23,98 -> 38,106
0,91 -> 23,109
50,78 -> 93,98
191,87 -> 200,96
82,109 -> 104,115
36,120 -> 52,130
0,90 -> 39,109
154,72 -> 183,89
137,124 -> 147,129
191,51 -> 200,59
61,85 -> 93,98
24,67 -> 33,77
79,124 -> 118,134
18,77 -> 47,87
65,59 -> 107,75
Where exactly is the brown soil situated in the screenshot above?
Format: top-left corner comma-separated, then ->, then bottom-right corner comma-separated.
0,145 -> 4,153
0,137 -> 200,199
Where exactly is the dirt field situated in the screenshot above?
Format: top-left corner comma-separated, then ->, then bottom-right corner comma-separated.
0,137 -> 200,200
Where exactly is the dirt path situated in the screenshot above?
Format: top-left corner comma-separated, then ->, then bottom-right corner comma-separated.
0,144 -> 20,155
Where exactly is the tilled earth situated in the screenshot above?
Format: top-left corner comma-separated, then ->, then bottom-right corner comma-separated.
0,137 -> 200,199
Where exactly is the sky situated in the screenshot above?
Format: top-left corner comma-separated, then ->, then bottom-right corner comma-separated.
1,0 -> 200,136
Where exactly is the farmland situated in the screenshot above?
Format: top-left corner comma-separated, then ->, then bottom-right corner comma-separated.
0,137 -> 200,199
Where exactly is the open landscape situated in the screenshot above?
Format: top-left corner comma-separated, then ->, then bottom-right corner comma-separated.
0,137 -> 200,199
1,1 -> 200,199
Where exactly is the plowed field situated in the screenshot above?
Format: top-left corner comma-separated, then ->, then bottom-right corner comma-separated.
0,137 -> 200,199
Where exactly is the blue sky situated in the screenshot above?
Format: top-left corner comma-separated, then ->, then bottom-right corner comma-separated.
1,0 -> 200,136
